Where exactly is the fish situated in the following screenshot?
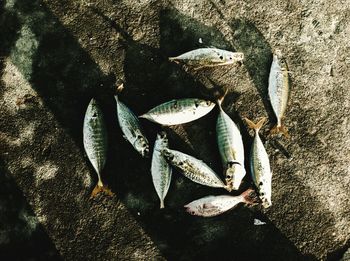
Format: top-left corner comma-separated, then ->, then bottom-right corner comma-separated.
169,47 -> 244,69
151,131 -> 172,209
161,148 -> 229,191
245,117 -> 272,208
83,98 -> 113,198
139,98 -> 215,126
216,96 -> 246,191
268,50 -> 290,137
184,188 -> 259,217
115,85 -> 149,157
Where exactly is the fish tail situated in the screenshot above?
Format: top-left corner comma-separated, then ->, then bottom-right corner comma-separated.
270,124 -> 290,138
244,117 -> 266,132
241,188 -> 260,205
168,57 -> 180,64
217,88 -> 228,108
138,114 -> 151,120
160,200 -> 165,209
116,83 -> 124,94
90,180 -> 114,199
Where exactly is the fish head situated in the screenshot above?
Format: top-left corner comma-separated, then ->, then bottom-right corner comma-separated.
195,99 -> 214,109
273,49 -> 288,71
156,131 -> 169,146
135,135 -> 150,158
226,163 -> 246,190
85,98 -> 103,122
217,50 -> 244,64
161,148 -> 175,162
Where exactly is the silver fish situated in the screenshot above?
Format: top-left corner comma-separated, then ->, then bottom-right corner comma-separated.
83,99 -> 113,197
216,98 -> 246,191
184,188 -> 258,217
115,95 -> 149,157
268,50 -> 290,137
151,131 -> 172,209
245,117 -> 272,208
169,47 -> 244,69
139,98 -> 215,126
162,148 -> 228,190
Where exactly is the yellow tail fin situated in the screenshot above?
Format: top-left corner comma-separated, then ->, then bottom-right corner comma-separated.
116,83 -> 124,94
244,117 -> 266,131
270,124 -> 290,138
90,181 -> 114,199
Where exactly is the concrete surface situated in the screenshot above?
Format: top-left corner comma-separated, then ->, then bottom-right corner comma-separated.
0,0 -> 349,260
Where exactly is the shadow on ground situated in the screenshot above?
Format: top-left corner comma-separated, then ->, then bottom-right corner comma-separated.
0,0 -> 340,260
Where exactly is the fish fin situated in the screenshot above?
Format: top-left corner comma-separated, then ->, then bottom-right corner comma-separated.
217,88 -> 228,108
270,124 -> 290,138
241,188 -> 260,205
160,200 -> 165,209
90,181 -> 114,199
244,117 -> 266,131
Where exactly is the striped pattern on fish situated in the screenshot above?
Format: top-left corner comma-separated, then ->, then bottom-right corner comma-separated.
83,99 -> 113,197
268,50 -> 290,137
169,48 -> 244,69
161,148 -> 228,190
151,131 -> 172,209
216,98 -> 245,191
115,95 -> 149,157
139,98 -> 215,126
245,117 -> 272,208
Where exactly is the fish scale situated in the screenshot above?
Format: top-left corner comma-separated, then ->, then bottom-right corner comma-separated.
216,102 -> 246,191
115,95 -> 149,157
162,148 -> 228,190
139,98 -> 215,126
245,118 -> 272,208
151,132 -> 172,209
83,98 -> 113,197
268,50 -> 290,137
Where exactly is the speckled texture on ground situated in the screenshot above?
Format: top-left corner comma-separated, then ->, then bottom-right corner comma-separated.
0,0 -> 349,260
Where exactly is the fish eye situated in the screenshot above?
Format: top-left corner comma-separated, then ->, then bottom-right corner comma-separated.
137,134 -> 143,139
142,143 -> 147,148
229,57 -> 232,60
206,101 -> 211,106
219,55 -> 223,60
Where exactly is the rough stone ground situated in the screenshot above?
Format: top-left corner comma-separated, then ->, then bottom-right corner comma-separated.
0,0 -> 349,260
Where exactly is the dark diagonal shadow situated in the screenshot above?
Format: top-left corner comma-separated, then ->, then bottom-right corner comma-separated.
0,1 -> 340,260
0,159 -> 61,260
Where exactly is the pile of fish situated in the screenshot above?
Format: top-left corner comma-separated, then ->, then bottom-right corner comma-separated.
83,47 -> 290,217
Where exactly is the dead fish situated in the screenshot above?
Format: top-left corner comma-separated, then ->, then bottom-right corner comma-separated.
151,131 -> 172,209
216,96 -> 246,191
115,86 -> 149,157
169,47 -> 244,69
184,188 -> 258,217
162,148 -> 229,191
268,50 -> 290,137
83,99 -> 113,198
139,98 -> 215,126
245,117 -> 272,208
